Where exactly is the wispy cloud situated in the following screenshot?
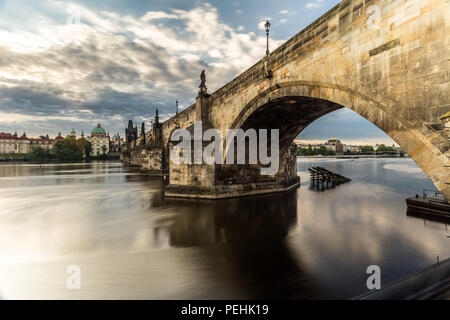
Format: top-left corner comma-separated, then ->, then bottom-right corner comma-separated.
306,0 -> 325,9
0,2 -> 283,136
279,9 -> 296,21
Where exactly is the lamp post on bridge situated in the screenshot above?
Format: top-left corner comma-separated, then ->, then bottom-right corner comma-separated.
265,20 -> 271,55
264,20 -> 272,79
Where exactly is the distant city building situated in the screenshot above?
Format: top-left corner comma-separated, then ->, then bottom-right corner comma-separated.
109,133 -> 125,157
55,132 -> 64,141
344,145 -> 360,153
294,137 -> 405,156
16,132 -> 30,154
30,135 -> 54,151
0,132 -> 17,154
0,132 -> 30,154
299,143 -> 322,150
111,133 -> 124,145
325,138 -> 344,154
87,123 -> 110,156
67,128 -> 76,138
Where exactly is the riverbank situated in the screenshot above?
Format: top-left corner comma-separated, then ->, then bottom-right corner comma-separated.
297,154 -> 407,159
0,154 -> 27,161
0,154 -> 120,162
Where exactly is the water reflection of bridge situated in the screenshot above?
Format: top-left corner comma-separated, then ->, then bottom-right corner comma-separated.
150,190 -> 323,299
168,191 -> 297,247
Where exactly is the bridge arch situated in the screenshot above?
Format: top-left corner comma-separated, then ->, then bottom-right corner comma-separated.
227,81 -> 449,199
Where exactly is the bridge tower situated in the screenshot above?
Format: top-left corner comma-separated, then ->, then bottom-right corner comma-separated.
141,121 -> 145,145
152,108 -> 163,143
125,120 -> 137,145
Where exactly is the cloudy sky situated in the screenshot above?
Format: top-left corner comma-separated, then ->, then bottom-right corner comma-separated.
0,0 -> 395,145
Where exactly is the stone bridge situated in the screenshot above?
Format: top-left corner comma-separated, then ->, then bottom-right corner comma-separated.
122,0 -> 449,200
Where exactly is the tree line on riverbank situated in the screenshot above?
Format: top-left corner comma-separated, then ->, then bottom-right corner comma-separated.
297,145 -> 336,156
353,145 -> 399,155
297,144 -> 399,156
26,136 -> 112,161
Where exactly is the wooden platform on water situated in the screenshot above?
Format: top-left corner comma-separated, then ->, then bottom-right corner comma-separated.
308,166 -> 351,189
406,197 -> 450,220
406,189 -> 450,221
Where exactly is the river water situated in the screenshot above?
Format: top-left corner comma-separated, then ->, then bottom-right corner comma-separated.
0,158 -> 448,299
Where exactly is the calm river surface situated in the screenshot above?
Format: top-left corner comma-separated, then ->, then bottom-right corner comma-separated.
0,158 -> 448,299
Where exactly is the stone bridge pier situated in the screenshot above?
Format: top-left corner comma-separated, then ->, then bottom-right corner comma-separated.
123,0 -> 449,201
163,81 -> 300,199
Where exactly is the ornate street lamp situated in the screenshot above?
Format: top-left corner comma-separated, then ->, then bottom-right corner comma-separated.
265,20 -> 271,56
263,20 -> 272,78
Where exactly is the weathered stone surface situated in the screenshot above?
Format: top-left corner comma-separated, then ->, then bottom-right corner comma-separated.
127,0 -> 450,200
122,146 -> 165,174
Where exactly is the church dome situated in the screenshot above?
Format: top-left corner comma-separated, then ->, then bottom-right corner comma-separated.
92,123 -> 106,134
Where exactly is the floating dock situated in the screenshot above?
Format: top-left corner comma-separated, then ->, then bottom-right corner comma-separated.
406,190 -> 450,220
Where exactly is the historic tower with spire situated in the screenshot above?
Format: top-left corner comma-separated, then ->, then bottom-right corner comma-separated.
125,120 -> 138,144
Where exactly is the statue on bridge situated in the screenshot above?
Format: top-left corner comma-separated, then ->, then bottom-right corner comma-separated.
199,70 -> 207,94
